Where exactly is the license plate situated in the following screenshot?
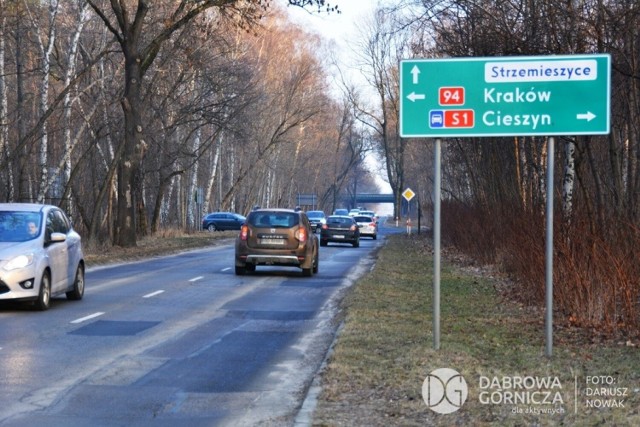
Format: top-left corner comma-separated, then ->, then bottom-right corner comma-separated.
260,238 -> 285,245
333,235 -> 345,239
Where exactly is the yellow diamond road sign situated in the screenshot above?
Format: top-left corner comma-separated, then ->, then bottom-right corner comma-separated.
402,188 -> 415,202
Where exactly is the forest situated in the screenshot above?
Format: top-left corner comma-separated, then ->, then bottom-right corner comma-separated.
0,0 -> 638,333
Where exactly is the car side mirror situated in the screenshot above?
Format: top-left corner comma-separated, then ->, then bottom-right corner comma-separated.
47,232 -> 67,245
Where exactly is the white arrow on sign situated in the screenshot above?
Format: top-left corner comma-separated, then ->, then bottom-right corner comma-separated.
406,92 -> 425,102
411,65 -> 420,84
576,111 -> 596,122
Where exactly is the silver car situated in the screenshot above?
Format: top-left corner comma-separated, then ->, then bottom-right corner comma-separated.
0,203 -> 85,310
353,215 -> 377,240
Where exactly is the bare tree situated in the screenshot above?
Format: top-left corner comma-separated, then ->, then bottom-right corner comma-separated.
339,7 -> 408,219
85,0 -> 336,247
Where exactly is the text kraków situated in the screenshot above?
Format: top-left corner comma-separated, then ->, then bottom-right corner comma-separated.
484,87 -> 551,104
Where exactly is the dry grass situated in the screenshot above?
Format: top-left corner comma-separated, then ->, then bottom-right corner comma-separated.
441,202 -> 640,333
311,234 -> 640,426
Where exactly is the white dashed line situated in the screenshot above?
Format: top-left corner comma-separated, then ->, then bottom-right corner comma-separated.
222,267 -> 231,272
189,276 -> 204,282
70,312 -> 105,324
143,290 -> 165,298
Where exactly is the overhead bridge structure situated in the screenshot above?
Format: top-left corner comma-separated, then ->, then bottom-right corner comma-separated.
297,192 -> 396,210
353,193 -> 395,204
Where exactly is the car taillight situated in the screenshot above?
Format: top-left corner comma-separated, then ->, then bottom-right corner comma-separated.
321,224 -> 328,230
350,225 -> 357,231
240,224 -> 249,241
295,226 -> 307,242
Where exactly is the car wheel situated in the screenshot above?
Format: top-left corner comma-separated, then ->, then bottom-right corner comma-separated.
320,240 -> 327,247
66,264 -> 85,301
34,271 -> 51,311
353,238 -> 360,248
373,234 -> 377,240
207,224 -> 217,232
246,263 -> 256,273
235,266 -> 246,275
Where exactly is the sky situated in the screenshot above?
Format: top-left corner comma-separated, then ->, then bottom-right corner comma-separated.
282,1 -> 377,45
280,0 -> 379,88
282,1 -> 395,206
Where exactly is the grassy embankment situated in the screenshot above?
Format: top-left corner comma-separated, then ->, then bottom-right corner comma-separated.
83,229 -> 236,265
311,233 -> 639,426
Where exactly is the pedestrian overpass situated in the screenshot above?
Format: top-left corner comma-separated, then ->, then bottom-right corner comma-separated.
298,192 -> 395,206
353,193 -> 395,204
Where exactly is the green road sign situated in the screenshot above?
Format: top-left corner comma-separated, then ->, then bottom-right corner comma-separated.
400,54 -> 611,138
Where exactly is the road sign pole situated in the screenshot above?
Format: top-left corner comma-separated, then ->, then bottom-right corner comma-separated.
545,137 -> 555,357
433,139 -> 441,350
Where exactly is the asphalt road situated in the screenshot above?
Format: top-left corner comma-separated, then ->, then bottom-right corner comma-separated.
0,226 -> 395,426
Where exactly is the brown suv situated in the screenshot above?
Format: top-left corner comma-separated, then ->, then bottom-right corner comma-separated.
235,208 -> 319,276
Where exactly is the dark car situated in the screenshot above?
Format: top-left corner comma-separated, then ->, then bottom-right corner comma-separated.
320,215 -> 360,247
235,209 -> 319,276
202,212 -> 246,231
306,210 -> 326,232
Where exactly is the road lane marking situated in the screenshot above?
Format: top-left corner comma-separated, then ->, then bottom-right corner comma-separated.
222,267 -> 231,272
143,290 -> 165,298
70,312 -> 105,324
189,276 -> 203,282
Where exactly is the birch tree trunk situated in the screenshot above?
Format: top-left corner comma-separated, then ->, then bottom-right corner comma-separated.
33,0 -> 60,203
0,4 -> 13,199
204,133 -> 222,212
60,2 -> 90,211
562,138 -> 576,218
187,128 -> 202,229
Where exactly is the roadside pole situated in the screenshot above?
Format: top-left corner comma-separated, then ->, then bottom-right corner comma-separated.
433,139 -> 441,350
545,137 -> 554,357
402,188 -> 416,236
406,200 -> 411,234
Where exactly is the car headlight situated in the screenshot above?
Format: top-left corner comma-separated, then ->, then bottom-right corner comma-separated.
4,254 -> 34,271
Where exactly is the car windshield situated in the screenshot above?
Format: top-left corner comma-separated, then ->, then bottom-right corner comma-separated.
354,216 -> 374,223
307,211 -> 324,219
249,212 -> 298,228
0,211 -> 42,242
327,217 -> 353,226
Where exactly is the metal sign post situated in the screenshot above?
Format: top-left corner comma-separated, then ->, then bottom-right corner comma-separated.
545,137 -> 555,356
433,139 -> 441,350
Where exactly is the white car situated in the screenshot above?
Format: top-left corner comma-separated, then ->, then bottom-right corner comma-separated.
306,210 -> 327,232
0,203 -> 85,310
359,210 -> 377,220
353,215 -> 377,240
